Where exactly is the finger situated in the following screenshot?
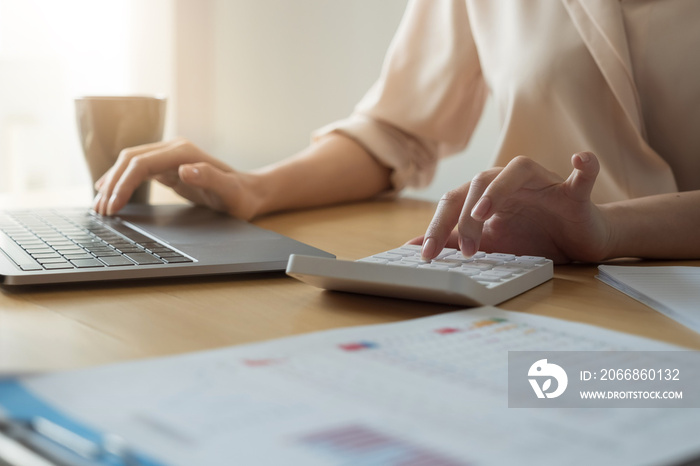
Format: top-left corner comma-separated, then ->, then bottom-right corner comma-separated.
421,184 -> 469,260
104,141 -> 203,215
422,177 -> 498,260
104,139 -> 235,216
95,139 -> 184,215
470,156 -> 561,222
456,168 -> 501,256
94,174 -> 106,191
406,230 -> 460,249
565,151 -> 599,202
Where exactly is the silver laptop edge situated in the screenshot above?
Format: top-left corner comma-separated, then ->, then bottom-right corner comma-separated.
0,204 -> 334,285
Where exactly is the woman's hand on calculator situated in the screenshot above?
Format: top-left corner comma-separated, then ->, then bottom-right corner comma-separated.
414,152 -> 612,265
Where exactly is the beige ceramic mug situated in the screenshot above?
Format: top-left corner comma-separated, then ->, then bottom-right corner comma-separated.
75,95 -> 166,203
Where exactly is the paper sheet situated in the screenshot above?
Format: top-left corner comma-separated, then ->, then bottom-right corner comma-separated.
1,307 -> 699,466
598,265 -> 700,333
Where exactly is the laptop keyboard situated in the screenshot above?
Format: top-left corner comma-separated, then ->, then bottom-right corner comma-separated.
0,210 -> 193,271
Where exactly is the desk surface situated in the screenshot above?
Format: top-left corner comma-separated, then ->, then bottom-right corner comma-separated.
2,191 -> 699,374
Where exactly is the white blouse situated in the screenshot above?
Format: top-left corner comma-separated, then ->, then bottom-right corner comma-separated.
314,0 -> 700,203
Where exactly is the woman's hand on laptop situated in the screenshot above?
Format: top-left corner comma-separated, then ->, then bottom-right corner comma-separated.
92,138 -> 265,220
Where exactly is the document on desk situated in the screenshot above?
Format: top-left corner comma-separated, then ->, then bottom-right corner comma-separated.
1,307 -> 699,466
598,265 -> 700,333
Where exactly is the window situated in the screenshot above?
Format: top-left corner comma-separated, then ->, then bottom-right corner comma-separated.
0,0 -> 173,194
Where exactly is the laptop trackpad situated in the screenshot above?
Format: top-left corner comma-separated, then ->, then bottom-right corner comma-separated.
115,204 -> 278,246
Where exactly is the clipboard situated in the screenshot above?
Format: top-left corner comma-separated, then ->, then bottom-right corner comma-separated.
0,380 -> 160,466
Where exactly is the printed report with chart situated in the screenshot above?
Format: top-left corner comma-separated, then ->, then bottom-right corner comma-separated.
1,307 -> 699,465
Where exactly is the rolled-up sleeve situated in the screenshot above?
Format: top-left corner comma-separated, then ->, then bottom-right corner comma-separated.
313,0 -> 488,192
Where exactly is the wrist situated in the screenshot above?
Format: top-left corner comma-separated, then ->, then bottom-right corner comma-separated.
235,170 -> 272,220
597,202 -> 627,261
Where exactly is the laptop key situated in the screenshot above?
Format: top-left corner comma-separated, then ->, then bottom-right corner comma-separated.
46,240 -> 74,247
43,262 -> 75,270
162,256 -> 193,264
116,246 -> 143,254
0,233 -> 43,271
99,256 -> 136,267
25,247 -> 55,255
93,250 -> 121,257
56,247 -> 84,255
64,253 -> 94,260
156,251 -> 183,258
70,258 -> 105,268
37,257 -> 70,264
123,253 -> 163,265
31,252 -> 61,259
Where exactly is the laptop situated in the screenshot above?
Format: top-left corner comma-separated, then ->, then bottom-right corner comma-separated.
0,204 -> 334,285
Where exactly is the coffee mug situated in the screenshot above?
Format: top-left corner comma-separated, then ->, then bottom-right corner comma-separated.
75,95 -> 167,203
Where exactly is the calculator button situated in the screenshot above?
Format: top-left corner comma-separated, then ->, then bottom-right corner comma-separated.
400,256 -> 429,264
485,253 -> 516,261
419,263 -> 450,271
494,266 -> 525,274
510,260 -> 536,269
472,259 -> 505,267
449,268 -> 480,276
442,253 -> 474,263
357,257 -> 389,264
480,270 -> 514,279
433,248 -> 458,260
386,248 -> 420,257
388,261 -> 420,268
516,256 -> 547,264
371,253 -> 403,261
473,275 -> 503,283
430,260 -> 460,268
461,264 -> 494,272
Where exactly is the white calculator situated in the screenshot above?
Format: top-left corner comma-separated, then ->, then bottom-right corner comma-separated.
286,244 -> 553,306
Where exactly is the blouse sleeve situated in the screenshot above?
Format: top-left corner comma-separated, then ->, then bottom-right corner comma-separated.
313,0 -> 488,192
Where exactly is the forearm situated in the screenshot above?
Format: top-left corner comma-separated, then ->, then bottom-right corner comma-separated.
248,133 -> 393,217
602,190 -> 700,260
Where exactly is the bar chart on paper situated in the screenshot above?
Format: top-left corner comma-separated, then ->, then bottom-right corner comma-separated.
1,307 -> 699,466
298,424 -> 467,466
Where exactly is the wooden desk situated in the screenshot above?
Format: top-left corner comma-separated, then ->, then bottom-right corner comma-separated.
2,194 -> 699,375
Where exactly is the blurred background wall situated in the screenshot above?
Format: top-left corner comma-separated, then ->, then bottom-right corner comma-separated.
0,0 -> 498,201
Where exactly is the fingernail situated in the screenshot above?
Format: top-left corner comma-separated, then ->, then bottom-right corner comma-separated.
183,166 -> 200,179
106,193 -> 118,216
577,152 -> 590,163
471,197 -> 491,221
460,237 -> 476,257
421,238 -> 438,260
92,192 -> 102,208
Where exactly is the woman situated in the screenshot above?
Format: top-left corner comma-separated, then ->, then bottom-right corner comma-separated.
93,0 -> 700,264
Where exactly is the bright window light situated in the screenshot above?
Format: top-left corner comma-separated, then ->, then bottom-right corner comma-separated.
0,0 -> 171,194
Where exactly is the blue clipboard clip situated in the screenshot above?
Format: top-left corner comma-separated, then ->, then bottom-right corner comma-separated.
0,414 -> 141,466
